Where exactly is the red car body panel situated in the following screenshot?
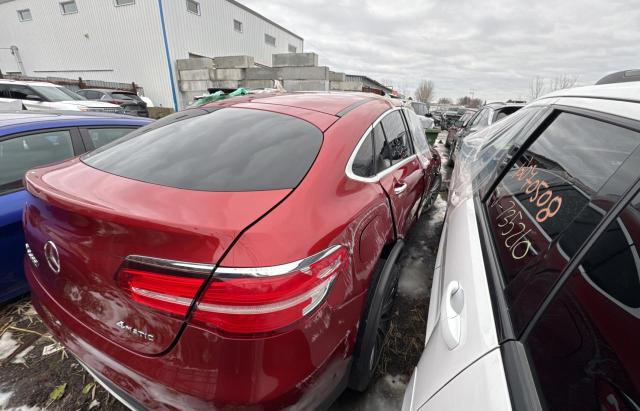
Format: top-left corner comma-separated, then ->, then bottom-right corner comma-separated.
23,93 -> 437,410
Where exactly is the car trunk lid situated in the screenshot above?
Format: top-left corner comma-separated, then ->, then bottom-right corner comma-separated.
23,159 -> 290,355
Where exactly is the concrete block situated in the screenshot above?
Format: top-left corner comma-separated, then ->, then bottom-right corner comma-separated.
273,52 -> 318,67
330,81 -> 363,91
179,80 -> 213,92
208,80 -> 240,89
213,68 -> 245,81
283,80 -> 329,92
178,69 -> 211,81
176,58 -> 214,71
243,80 -> 276,89
278,66 -> 329,80
245,67 -> 278,80
181,90 -> 207,105
329,71 -> 346,82
214,55 -> 254,69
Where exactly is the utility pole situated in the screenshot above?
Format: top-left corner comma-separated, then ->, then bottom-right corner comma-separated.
469,88 -> 477,99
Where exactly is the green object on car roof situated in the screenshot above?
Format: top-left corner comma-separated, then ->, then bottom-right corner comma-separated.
192,88 -> 248,107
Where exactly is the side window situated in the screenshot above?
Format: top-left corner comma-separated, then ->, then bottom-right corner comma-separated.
352,131 -> 375,178
525,193 -> 640,411
86,128 -> 137,149
0,85 -> 10,98
381,110 -> 413,162
84,90 -> 101,100
10,85 -> 37,100
468,109 -> 486,129
485,112 -> 640,332
372,123 -> 392,173
0,130 -> 75,194
405,109 -> 430,155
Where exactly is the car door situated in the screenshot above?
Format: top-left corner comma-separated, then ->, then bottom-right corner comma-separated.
9,84 -> 57,111
376,109 -> 425,237
0,127 -> 83,301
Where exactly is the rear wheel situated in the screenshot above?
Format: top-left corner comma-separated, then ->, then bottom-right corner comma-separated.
349,249 -> 401,392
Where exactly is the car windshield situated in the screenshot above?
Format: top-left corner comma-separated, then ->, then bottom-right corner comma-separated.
31,85 -> 85,102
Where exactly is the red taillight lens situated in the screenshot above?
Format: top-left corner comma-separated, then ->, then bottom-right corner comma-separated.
192,246 -> 347,334
117,268 -> 205,317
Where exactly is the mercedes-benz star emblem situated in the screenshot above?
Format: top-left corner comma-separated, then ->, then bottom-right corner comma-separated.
44,241 -> 61,274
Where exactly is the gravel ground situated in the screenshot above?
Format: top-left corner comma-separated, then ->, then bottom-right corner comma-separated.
0,133 -> 450,411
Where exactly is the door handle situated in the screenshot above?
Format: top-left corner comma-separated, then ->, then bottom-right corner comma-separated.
394,182 -> 408,195
441,281 -> 464,350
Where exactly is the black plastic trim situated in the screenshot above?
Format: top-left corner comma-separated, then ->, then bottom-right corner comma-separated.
335,97 -> 375,117
501,341 -> 543,411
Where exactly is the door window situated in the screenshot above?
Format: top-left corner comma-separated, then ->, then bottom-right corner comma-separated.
351,131 -> 375,178
380,110 -> 413,162
9,85 -> 37,100
405,109 -> 430,155
0,85 -> 10,98
87,128 -> 136,149
0,130 -> 74,194
485,112 -> 640,332
525,192 -> 640,410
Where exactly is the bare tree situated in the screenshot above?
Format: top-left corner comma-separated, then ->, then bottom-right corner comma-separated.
414,80 -> 435,103
438,97 -> 452,104
457,96 -> 483,108
549,74 -> 578,92
529,76 -> 546,100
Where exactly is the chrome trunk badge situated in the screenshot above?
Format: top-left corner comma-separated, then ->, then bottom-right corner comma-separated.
44,240 -> 60,274
115,321 -> 155,342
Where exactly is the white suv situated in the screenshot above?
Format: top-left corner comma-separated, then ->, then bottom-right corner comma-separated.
403,81 -> 640,411
0,80 -> 122,113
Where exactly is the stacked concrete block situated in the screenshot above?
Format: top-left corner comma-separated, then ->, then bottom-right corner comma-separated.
243,80 -> 276,89
279,66 -> 329,81
180,80 -> 213,92
330,81 -> 363,91
272,52 -> 318,68
213,68 -> 245,81
246,67 -> 278,80
213,55 -> 254,69
283,80 -> 329,92
329,71 -> 346,82
176,58 -> 214,71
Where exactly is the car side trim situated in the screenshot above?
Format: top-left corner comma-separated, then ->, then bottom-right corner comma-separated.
501,341 -> 543,411
345,107 -> 418,184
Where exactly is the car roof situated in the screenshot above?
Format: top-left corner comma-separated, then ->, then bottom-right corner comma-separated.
201,91 -> 399,117
541,81 -> 640,103
0,79 -> 60,87
0,111 -> 150,133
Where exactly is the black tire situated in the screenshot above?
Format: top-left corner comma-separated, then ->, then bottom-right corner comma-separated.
348,242 -> 403,392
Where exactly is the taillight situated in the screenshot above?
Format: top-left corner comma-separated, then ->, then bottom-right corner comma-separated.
116,246 -> 347,334
192,245 -> 347,334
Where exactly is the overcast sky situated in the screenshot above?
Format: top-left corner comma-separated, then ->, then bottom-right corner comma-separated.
241,0 -> 638,102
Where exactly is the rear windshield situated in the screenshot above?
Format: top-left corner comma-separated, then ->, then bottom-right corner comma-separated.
82,108 -> 323,191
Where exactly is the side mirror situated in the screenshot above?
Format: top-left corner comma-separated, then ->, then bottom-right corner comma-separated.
25,94 -> 42,102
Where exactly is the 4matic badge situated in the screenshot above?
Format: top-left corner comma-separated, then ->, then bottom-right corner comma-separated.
115,321 -> 155,342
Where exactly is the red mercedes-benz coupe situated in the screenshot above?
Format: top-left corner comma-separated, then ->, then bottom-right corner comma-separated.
23,93 -> 441,410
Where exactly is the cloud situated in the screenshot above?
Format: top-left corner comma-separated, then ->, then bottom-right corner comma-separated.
240,0 -> 639,101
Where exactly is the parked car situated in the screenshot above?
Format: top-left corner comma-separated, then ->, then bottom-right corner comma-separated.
409,101 -> 435,129
402,81 -> 640,411
23,93 -> 441,410
441,110 -> 462,130
429,111 -> 443,128
0,111 -> 150,304
445,108 -> 477,147
449,102 -> 524,164
0,80 -> 123,113
76,88 -> 149,117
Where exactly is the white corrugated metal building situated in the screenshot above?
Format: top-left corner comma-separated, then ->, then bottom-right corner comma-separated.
0,0 -> 304,109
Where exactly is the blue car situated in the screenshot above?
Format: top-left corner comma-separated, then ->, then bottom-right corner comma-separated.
0,111 -> 151,303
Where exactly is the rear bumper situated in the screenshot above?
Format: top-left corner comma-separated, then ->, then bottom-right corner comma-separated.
26,261 -> 363,410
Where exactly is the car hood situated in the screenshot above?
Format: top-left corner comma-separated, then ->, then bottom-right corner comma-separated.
60,101 -> 121,108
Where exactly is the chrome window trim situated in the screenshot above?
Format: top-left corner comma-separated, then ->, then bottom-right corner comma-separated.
345,106 -> 417,183
124,245 -> 343,278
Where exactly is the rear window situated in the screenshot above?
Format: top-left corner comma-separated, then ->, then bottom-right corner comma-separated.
82,108 -> 323,191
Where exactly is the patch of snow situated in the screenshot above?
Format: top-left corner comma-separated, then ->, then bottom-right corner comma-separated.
329,374 -> 407,411
11,346 -> 34,365
0,332 -> 19,360
398,255 -> 430,298
0,391 -> 13,408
